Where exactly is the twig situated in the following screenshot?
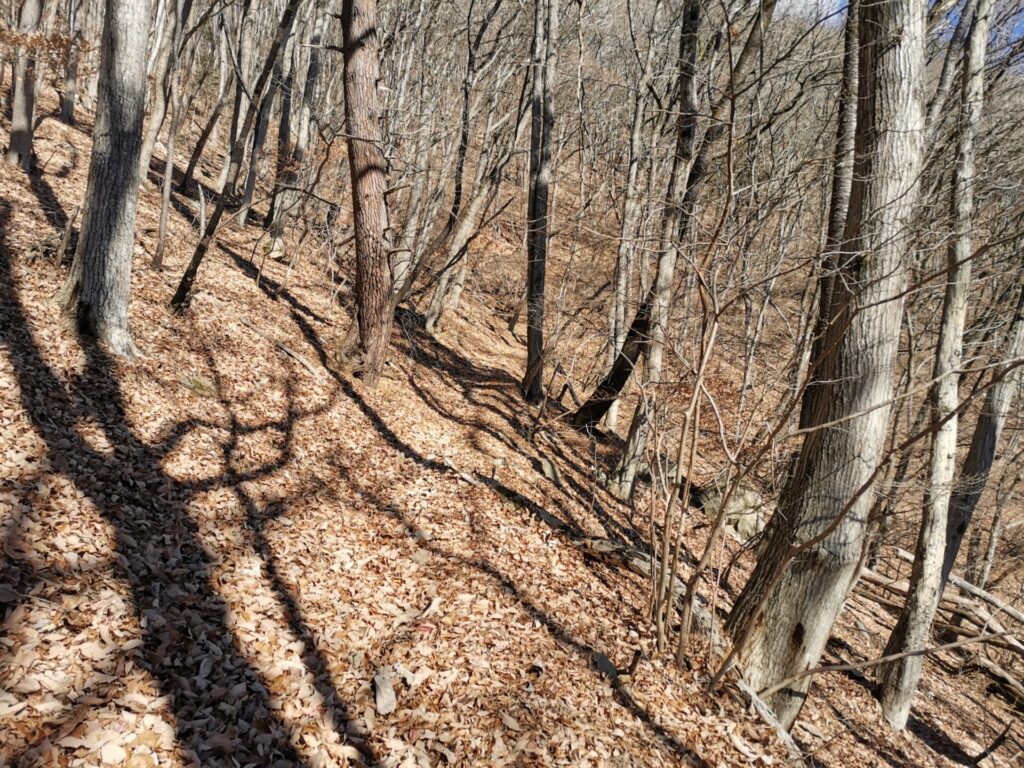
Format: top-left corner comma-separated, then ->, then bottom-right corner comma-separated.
759,631 -> 1013,700
240,320 -> 319,377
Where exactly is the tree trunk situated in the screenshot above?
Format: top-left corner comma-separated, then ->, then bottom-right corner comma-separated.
180,19 -> 230,193
61,0 -> 82,125
570,0 -> 777,430
799,0 -> 859,430
726,0 -> 926,730
342,0 -> 394,387
60,0 -> 153,357
607,0 -> 698,499
942,289 -> 1024,588
235,54 -> 281,227
522,0 -> 559,403
267,6 -> 322,257
5,0 -> 43,172
605,1 -> 661,434
171,0 -> 300,312
138,0 -> 176,177
216,2 -> 254,193
878,0 -> 992,731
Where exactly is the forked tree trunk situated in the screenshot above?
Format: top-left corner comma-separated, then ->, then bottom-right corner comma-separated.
180,19 -> 230,193
342,0 -> 394,387
800,0 -> 859,430
878,0 -> 993,730
138,0 -> 185,177
522,0 -> 559,403
171,0 -> 301,311
5,0 -> 43,172
267,6 -> 322,257
60,0 -> 153,357
216,2 -> 254,192
726,0 -> 926,730
605,0 -> 661,434
235,55 -> 280,227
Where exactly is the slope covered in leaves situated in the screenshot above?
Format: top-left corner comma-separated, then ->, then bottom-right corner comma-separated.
0,101 -> 1020,768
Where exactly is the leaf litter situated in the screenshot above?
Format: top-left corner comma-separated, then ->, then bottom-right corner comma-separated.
0,93 -> 1020,768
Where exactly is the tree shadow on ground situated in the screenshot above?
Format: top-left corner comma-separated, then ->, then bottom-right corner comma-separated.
0,201 -> 373,766
248,294 -> 711,765
822,632 -> 1004,766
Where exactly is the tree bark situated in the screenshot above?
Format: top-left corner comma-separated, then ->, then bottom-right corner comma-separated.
5,0 -> 43,172
138,0 -> 194,178
170,0 -> 300,312
878,0 -> 993,730
604,0 -> 661,435
342,0 -> 394,387
522,0 -> 559,403
799,0 -> 859,430
61,0 -> 82,125
570,0 -> 778,430
726,0 -> 926,730
267,5 -> 322,257
942,289 -> 1024,589
607,0 -> 698,499
180,18 -> 230,193
60,0 -> 153,357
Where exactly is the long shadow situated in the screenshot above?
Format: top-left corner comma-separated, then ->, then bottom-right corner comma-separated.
191,341 -> 374,761
27,170 -> 68,231
0,202 -> 371,766
269,304 -> 717,764
224,245 -> 330,325
822,634 -> 984,766
361,483 -> 711,767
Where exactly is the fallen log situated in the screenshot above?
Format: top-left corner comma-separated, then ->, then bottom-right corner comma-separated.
890,546 -> 1024,627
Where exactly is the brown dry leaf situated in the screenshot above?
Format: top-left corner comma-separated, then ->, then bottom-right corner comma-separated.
0,86 -> 1018,768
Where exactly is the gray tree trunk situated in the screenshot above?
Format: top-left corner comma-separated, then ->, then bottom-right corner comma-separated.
605,0 -> 661,434
570,0 -> 778,430
60,0 -> 153,357
800,0 -> 859,430
5,0 -> 44,172
607,0 -> 699,500
942,289 -> 1024,588
171,0 -> 300,311
522,0 -> 559,403
180,19 -> 230,193
726,0 -> 926,730
878,0 -> 993,731
61,0 -> 82,125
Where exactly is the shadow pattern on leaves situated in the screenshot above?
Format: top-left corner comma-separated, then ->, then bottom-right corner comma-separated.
0,201 -> 372,767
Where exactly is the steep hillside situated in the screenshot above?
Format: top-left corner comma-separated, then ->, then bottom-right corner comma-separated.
1,96 -> 1021,767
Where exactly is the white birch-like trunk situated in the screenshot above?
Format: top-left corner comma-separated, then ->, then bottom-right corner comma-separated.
726,0 -> 926,730
878,0 -> 993,731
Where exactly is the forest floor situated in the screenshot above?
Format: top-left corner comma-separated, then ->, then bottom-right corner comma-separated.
1,97 -> 1022,768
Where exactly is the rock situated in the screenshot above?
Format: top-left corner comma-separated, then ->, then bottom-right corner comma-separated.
696,478 -> 772,546
372,666 -> 397,715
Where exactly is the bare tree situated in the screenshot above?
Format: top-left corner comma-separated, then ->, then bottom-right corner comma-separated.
60,0 -> 154,357
342,0 -> 394,387
725,0 -> 927,729
60,0 -> 83,125
522,0 -> 559,403
946,288 -> 1024,585
878,0 -> 994,730
5,0 -> 44,171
